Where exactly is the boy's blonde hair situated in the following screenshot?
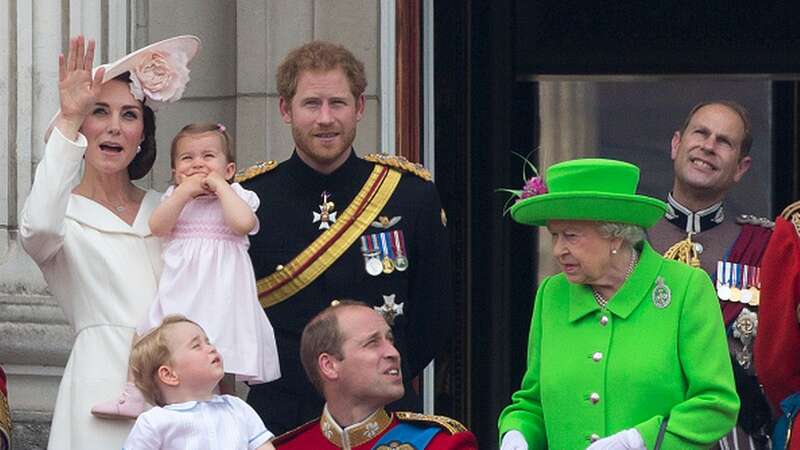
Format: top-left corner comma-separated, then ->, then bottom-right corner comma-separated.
129,315 -> 200,406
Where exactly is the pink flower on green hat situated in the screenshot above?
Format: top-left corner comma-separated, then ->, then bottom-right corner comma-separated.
129,51 -> 190,109
519,176 -> 547,200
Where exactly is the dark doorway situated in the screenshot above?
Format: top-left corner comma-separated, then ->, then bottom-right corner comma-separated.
434,1 -> 800,448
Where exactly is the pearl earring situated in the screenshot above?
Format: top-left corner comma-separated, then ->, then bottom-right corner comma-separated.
611,248 -> 618,255
136,145 -> 142,154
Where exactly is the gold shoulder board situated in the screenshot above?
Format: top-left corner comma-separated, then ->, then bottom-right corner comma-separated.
782,200 -> 800,220
363,154 -> 432,181
234,160 -> 279,183
395,411 -> 468,435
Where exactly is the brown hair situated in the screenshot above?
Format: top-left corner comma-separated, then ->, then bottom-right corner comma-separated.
170,122 -> 235,179
129,315 -> 201,406
276,41 -> 367,103
112,73 -> 157,180
300,300 -> 368,394
679,100 -> 753,157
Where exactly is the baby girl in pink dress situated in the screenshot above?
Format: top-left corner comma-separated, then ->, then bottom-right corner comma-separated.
93,123 -> 279,419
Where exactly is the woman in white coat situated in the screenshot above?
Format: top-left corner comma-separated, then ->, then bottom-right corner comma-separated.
19,34 -> 198,449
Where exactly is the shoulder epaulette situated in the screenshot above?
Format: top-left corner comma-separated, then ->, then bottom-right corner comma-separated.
270,417 -> 318,445
234,160 -> 279,183
735,214 -> 775,229
363,154 -> 432,181
781,200 -> 800,220
395,411 -> 468,435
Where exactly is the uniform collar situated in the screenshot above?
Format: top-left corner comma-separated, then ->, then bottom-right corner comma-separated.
319,404 -> 392,449
285,148 -> 364,185
568,241 -> 664,322
664,192 -> 725,233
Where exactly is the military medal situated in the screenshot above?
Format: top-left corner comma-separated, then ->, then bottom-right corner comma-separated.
361,236 -> 383,276
652,276 -> 671,308
740,265 -> 753,304
392,230 -> 408,271
312,191 -> 337,230
717,261 -> 732,301
732,308 -> 757,369
374,294 -> 404,325
749,266 -> 761,306
730,263 -> 742,303
379,233 -> 395,274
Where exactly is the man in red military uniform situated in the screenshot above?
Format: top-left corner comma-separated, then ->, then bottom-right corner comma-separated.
273,301 -> 476,449
755,201 -> 800,449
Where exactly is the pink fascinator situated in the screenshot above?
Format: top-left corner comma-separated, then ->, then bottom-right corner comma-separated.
497,151 -> 547,215
45,35 -> 201,142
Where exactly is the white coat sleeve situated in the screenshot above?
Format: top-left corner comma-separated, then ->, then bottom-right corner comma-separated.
19,127 -> 87,265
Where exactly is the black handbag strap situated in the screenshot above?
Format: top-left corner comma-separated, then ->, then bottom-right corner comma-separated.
654,417 -> 669,450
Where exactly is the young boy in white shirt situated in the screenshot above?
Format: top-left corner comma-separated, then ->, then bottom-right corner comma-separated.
123,315 -> 275,450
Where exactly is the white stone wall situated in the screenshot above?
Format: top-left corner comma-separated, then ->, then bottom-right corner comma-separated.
0,1 -> 383,446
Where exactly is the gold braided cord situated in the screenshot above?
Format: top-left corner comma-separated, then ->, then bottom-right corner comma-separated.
791,212 -> 800,238
781,200 -> 800,219
663,232 -> 701,268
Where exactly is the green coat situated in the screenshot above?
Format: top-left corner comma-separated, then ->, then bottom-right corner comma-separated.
498,242 -> 739,449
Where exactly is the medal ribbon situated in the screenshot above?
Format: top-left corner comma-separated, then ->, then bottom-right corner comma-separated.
380,232 -> 394,260
256,166 -> 402,307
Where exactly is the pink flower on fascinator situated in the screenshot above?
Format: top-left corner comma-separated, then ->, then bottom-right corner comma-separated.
497,151 -> 547,214
129,51 -> 191,110
520,176 -> 548,199
217,123 -> 226,132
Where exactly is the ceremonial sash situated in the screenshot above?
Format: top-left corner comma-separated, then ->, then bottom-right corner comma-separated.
372,422 -> 439,450
256,165 -> 402,308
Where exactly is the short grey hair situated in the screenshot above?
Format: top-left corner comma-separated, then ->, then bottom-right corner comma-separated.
597,222 -> 646,247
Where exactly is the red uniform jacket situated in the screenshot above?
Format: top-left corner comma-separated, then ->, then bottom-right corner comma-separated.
755,216 -> 800,412
274,408 -> 477,450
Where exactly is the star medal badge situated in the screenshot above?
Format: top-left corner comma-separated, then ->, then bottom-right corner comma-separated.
652,276 -> 671,309
716,261 -> 732,301
312,191 -> 337,230
379,232 -> 395,274
374,294 -> 404,325
361,235 -> 383,276
392,230 -> 408,271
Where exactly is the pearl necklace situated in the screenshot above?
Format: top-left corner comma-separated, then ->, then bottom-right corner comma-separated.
592,250 -> 639,308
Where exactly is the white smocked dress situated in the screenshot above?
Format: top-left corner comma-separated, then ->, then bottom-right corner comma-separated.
19,128 -> 163,450
138,184 -> 280,384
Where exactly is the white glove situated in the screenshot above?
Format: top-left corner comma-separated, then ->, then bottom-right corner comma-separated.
500,430 -> 528,450
585,428 -> 645,450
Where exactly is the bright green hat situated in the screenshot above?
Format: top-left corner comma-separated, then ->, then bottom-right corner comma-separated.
510,158 -> 667,228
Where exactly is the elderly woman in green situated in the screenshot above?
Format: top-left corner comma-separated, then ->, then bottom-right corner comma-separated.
498,159 -> 738,450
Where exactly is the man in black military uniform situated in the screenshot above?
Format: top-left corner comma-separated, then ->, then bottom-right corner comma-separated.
648,100 -> 772,449
238,41 -> 453,435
